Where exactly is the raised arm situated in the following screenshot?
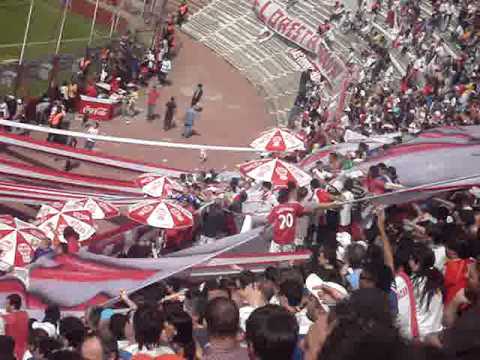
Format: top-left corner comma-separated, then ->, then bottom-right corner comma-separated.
377,208 -> 395,272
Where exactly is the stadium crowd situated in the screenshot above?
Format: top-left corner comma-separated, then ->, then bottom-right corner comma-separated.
1,0 -> 480,359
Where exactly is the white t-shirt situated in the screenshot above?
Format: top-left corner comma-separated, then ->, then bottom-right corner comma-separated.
413,277 -> 443,338
87,126 -> 99,142
339,190 -> 354,226
395,272 -> 416,339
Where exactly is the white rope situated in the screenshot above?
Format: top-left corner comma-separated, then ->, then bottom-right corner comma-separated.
0,120 -> 257,152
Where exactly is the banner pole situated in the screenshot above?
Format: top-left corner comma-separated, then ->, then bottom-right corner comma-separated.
88,0 -> 100,46
55,0 -> 70,55
19,0 -> 35,66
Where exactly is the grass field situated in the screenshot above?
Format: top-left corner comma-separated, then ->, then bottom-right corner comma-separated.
0,0 -> 110,61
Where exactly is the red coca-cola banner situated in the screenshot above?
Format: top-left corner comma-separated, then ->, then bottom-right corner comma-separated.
78,95 -> 118,121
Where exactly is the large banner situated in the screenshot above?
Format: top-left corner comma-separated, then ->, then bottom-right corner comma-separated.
253,0 -> 346,84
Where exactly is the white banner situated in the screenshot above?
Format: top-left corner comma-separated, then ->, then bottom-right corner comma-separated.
253,0 -> 346,83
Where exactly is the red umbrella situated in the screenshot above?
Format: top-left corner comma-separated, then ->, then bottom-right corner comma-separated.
250,127 -> 305,152
36,202 -> 96,243
0,215 -> 47,269
69,198 -> 120,220
239,158 -> 312,187
128,199 -> 193,229
136,174 -> 184,197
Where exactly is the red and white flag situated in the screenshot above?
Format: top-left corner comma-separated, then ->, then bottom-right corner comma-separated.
128,199 -> 193,229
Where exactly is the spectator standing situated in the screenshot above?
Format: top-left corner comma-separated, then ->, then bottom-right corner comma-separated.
0,335 -> 15,360
159,56 -> 172,85
46,106 -> 64,142
0,294 -> 29,360
84,122 -> 100,151
204,297 -> 248,360
191,84 -> 203,107
123,306 -> 175,358
63,226 -> 81,254
164,97 -> 177,131
245,305 -> 299,360
183,106 -> 198,138
177,0 -> 189,27
147,86 -> 160,121
267,188 -> 305,253
409,243 -> 444,338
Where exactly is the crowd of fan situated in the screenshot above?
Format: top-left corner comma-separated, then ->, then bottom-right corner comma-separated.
1,1 -> 480,359
1,209 -> 480,360
292,0 -> 479,143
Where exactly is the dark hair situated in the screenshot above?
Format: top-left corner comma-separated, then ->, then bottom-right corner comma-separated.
166,310 -> 196,360
262,181 -> 272,190
109,313 -> 127,341
445,230 -> 471,259
63,226 -> 79,240
287,181 -> 297,192
297,186 -> 308,201
264,266 -> 280,284
279,278 -> 303,307
320,288 -> 406,360
43,304 -> 61,326
410,243 -> 444,309
37,338 -> 62,358
346,243 -> 366,269
47,349 -> 82,360
343,178 -> 354,191
310,178 -> 320,189
59,316 -> 86,349
368,165 -> 380,178
361,262 -> 394,293
238,270 -> 256,289
205,297 -> 239,338
246,305 -> 299,360
6,294 -> 22,310
133,305 -> 165,350
277,188 -> 290,204
0,335 -> 15,360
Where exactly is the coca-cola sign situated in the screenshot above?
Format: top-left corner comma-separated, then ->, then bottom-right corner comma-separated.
79,99 -> 113,121
82,105 -> 109,117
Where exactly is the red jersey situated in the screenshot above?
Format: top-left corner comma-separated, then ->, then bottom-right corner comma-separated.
444,258 -> 473,305
67,238 -> 80,254
147,89 -> 160,105
268,202 -> 304,245
3,311 -> 29,360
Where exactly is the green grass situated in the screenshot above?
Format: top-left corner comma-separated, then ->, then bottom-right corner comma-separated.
0,0 -> 110,61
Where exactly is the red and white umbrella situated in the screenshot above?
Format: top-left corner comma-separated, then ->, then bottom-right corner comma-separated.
250,127 -> 305,152
36,202 -> 96,243
69,197 -> 120,220
239,158 -> 312,187
136,174 -> 184,197
0,215 -> 48,269
128,199 -> 193,229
